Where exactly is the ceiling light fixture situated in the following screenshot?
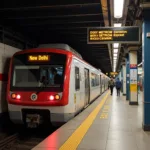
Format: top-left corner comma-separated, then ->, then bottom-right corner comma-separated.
114,54 -> 117,57
114,49 -> 118,53
114,0 -> 124,18
113,43 -> 119,48
114,23 -> 122,27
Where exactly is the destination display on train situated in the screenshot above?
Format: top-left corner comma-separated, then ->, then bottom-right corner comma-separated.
87,26 -> 140,44
28,55 -> 50,62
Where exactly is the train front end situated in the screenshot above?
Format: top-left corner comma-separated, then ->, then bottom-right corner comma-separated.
7,49 -> 71,127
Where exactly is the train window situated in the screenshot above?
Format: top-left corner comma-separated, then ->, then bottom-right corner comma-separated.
91,73 -> 99,87
91,73 -> 95,87
12,65 -> 64,88
75,67 -> 80,90
96,75 -> 100,86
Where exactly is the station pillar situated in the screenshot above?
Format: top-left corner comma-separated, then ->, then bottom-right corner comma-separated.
142,9 -> 150,130
122,64 -> 126,96
128,47 -> 138,105
126,54 -> 130,101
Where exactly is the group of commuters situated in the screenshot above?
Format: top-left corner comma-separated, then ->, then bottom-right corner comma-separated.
108,78 -> 122,96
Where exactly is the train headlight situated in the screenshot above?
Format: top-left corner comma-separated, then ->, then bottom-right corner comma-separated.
11,93 -> 21,100
11,93 -> 16,99
16,94 -> 21,100
55,94 -> 60,100
49,95 -> 54,101
49,94 -> 60,101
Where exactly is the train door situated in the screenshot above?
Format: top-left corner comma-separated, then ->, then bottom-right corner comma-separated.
84,68 -> 90,107
100,75 -> 102,94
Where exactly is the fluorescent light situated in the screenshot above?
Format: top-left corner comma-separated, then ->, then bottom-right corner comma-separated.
114,0 -> 124,18
113,67 -> 116,72
114,23 -> 122,27
114,57 -> 117,60
113,43 -> 119,48
114,54 -> 117,57
114,49 -> 118,53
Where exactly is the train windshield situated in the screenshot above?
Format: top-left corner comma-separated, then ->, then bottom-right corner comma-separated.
10,53 -> 66,91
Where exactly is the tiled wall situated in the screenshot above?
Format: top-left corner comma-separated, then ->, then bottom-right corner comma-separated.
0,43 -> 21,113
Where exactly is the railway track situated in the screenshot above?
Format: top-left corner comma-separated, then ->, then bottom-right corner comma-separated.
0,126 -> 58,150
0,133 -> 18,149
8,137 -> 44,150
0,112 -> 58,149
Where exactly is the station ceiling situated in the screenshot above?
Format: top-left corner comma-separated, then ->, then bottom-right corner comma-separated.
0,0 -> 112,73
0,0 -> 142,73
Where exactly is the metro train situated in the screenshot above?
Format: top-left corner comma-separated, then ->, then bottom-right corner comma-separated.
7,44 -> 109,128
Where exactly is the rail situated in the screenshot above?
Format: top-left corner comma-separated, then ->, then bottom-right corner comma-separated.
0,133 -> 18,149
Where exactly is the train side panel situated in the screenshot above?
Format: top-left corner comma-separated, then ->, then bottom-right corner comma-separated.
71,58 -> 88,113
70,57 -> 101,114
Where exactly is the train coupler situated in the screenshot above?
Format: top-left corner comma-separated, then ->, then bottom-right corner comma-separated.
25,114 -> 41,128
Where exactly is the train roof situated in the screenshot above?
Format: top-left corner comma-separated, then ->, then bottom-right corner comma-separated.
38,43 -> 82,59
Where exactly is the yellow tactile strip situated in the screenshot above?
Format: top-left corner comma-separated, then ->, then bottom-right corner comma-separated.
59,92 -> 109,150
100,97 -> 111,119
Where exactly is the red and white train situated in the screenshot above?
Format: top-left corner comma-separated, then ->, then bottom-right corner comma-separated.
7,44 -> 109,127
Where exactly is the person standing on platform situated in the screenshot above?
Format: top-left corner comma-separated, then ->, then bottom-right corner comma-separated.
108,78 -> 115,95
115,78 -> 122,96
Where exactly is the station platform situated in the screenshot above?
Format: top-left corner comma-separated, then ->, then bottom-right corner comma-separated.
32,90 -> 149,150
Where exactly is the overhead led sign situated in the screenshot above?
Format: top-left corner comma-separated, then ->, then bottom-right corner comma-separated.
110,72 -> 118,75
28,55 -> 50,62
87,26 -> 140,44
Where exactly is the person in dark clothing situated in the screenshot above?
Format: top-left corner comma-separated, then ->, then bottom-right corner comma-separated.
108,78 -> 115,95
51,67 -> 62,85
115,78 -> 122,96
54,73 -> 62,84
